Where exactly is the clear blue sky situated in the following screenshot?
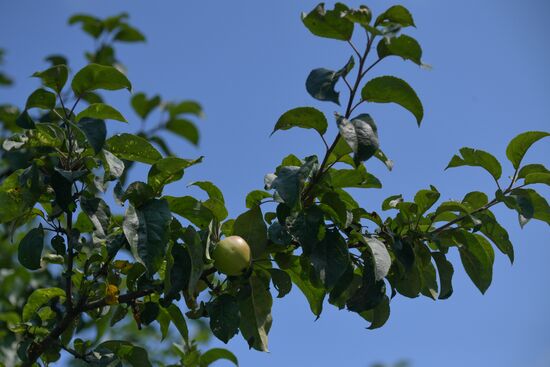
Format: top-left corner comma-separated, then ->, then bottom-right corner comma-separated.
1,1 -> 549,366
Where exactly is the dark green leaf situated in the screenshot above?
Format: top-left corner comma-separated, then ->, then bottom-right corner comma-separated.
268,268 -> 292,298
96,340 -> 152,367
506,131 -> 549,169
32,65 -> 68,93
245,190 -> 272,209
166,196 -> 214,229
446,147 -> 502,181
166,118 -> 199,145
167,304 -> 189,343
233,206 -> 267,259
206,294 -> 240,344
18,225 -> 45,270
76,103 -> 127,122
166,100 -> 204,118
190,181 -> 227,221
361,76 -> 423,125
148,157 -> 202,194
431,252 -> 454,299
106,133 -> 162,164
275,253 -> 325,317
238,272 -> 273,352
272,107 -> 328,136
123,199 -> 172,274
80,197 -> 111,238
310,229 -> 350,290
131,93 -> 161,120
375,5 -> 415,27
454,231 -> 494,294
302,3 -> 354,41
71,63 -> 132,96
517,164 -> 549,179
524,172 -> 550,186
26,89 -> 56,110
377,35 -> 422,65
361,295 -> 390,330
16,110 -> 36,129
475,211 -> 514,263
337,114 -> 380,165
414,187 -> 440,215
113,24 -> 146,42
199,348 -> 238,367
182,226 -> 204,293
305,68 -> 340,104
77,118 -> 106,154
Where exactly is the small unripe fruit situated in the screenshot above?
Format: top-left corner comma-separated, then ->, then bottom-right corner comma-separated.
212,235 -> 251,276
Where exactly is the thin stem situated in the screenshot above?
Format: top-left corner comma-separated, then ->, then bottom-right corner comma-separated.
430,199 -> 499,234
302,33 -> 377,203
65,212 -> 74,310
320,134 -> 330,151
347,40 -> 361,58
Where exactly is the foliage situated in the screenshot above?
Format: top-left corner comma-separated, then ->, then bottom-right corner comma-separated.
0,3 -> 548,366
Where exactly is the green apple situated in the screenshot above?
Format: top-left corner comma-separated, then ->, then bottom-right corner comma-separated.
212,235 -> 251,276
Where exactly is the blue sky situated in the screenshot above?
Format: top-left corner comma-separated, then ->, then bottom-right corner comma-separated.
1,1 -> 549,366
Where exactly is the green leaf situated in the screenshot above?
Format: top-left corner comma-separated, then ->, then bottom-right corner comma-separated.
337,114 -> 380,165
166,196 -> 214,229
106,133 -> 162,164
377,35 -> 422,65
431,252 -> 454,299
26,89 -> 56,110
200,348 -> 239,367
32,65 -> 68,93
238,272 -> 273,352
361,295 -> 390,330
506,188 -> 550,226
305,68 -> 341,105
131,92 -> 161,120
475,211 -> 514,263
329,165 -> 382,188
233,206 -> 267,259
361,76 -> 423,125
22,287 -> 65,322
446,147 -> 502,181
18,225 -> 45,270
15,110 -> 36,129
206,294 -> 240,344
77,118 -> 106,154
301,3 -> 354,41
268,268 -> 292,298
309,229 -> 350,290
0,170 -> 40,223
375,5 -> 415,27
71,63 -> 132,96
272,107 -> 328,136
414,187 -> 440,215
342,6 -> 372,26
245,190 -> 272,209
166,100 -> 204,119
148,157 -> 203,194
166,118 -> 199,145
167,304 -> 189,343
506,131 -> 549,169
264,156 -> 318,207
517,164 -> 549,179
182,226 -> 204,293
123,199 -> 172,274
113,24 -> 146,42
275,253 -> 325,317
454,231 -> 494,294
524,172 -> 550,186
190,181 -> 227,221
76,103 -> 127,122
68,14 -> 104,38
96,340 -> 152,367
